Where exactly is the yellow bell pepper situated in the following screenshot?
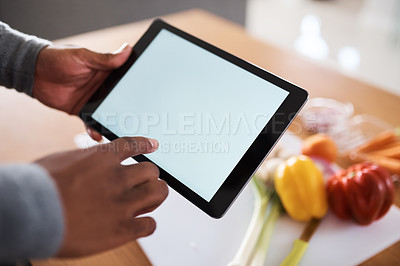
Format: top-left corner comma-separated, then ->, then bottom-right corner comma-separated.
274,155 -> 328,222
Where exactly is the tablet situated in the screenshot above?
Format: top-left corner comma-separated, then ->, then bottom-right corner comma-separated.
80,19 -> 308,218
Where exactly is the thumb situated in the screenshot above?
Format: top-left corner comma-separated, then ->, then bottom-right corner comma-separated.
82,43 -> 132,70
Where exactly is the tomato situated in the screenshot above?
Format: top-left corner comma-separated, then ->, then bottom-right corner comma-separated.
326,162 -> 394,225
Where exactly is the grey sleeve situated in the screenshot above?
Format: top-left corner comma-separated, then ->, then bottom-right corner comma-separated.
0,164 -> 64,261
0,21 -> 51,96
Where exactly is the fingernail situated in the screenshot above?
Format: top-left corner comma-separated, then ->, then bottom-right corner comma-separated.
148,138 -> 159,150
86,127 -> 92,135
112,42 -> 129,54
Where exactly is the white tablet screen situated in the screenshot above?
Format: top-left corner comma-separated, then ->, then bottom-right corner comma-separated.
92,29 -> 288,201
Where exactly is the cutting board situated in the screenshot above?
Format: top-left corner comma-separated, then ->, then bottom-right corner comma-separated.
74,133 -> 400,266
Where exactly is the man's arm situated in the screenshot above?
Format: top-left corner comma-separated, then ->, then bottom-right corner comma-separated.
0,22 -> 166,261
0,164 -> 64,260
0,21 -> 63,261
0,137 -> 167,261
0,21 -> 51,95
1,20 -> 130,141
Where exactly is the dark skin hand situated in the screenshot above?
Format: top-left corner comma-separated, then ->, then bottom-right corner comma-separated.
33,44 -> 132,141
32,45 -> 169,257
36,137 -> 168,257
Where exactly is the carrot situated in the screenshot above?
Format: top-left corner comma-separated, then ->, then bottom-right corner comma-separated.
357,153 -> 400,175
369,142 -> 400,159
357,130 -> 398,153
376,140 -> 400,151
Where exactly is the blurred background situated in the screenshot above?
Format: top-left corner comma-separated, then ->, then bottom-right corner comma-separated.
0,0 -> 399,96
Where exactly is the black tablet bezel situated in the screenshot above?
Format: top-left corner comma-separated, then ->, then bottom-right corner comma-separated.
80,19 -> 308,218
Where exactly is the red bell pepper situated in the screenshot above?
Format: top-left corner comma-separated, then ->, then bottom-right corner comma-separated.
326,162 -> 395,225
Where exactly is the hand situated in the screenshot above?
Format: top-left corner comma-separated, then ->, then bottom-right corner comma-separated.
33,44 -> 132,141
35,137 -> 168,257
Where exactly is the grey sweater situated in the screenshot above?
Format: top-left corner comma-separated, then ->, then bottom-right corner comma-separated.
0,22 -> 64,260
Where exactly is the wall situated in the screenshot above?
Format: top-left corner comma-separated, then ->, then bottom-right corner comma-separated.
0,0 -> 245,40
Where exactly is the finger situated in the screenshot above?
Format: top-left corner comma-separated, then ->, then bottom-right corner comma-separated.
119,162 -> 160,189
133,201 -> 165,217
105,137 -> 159,161
80,43 -> 132,70
126,179 -> 169,217
85,125 -> 103,142
123,217 -> 157,241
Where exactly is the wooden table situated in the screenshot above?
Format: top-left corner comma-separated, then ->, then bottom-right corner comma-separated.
1,9 -> 399,266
